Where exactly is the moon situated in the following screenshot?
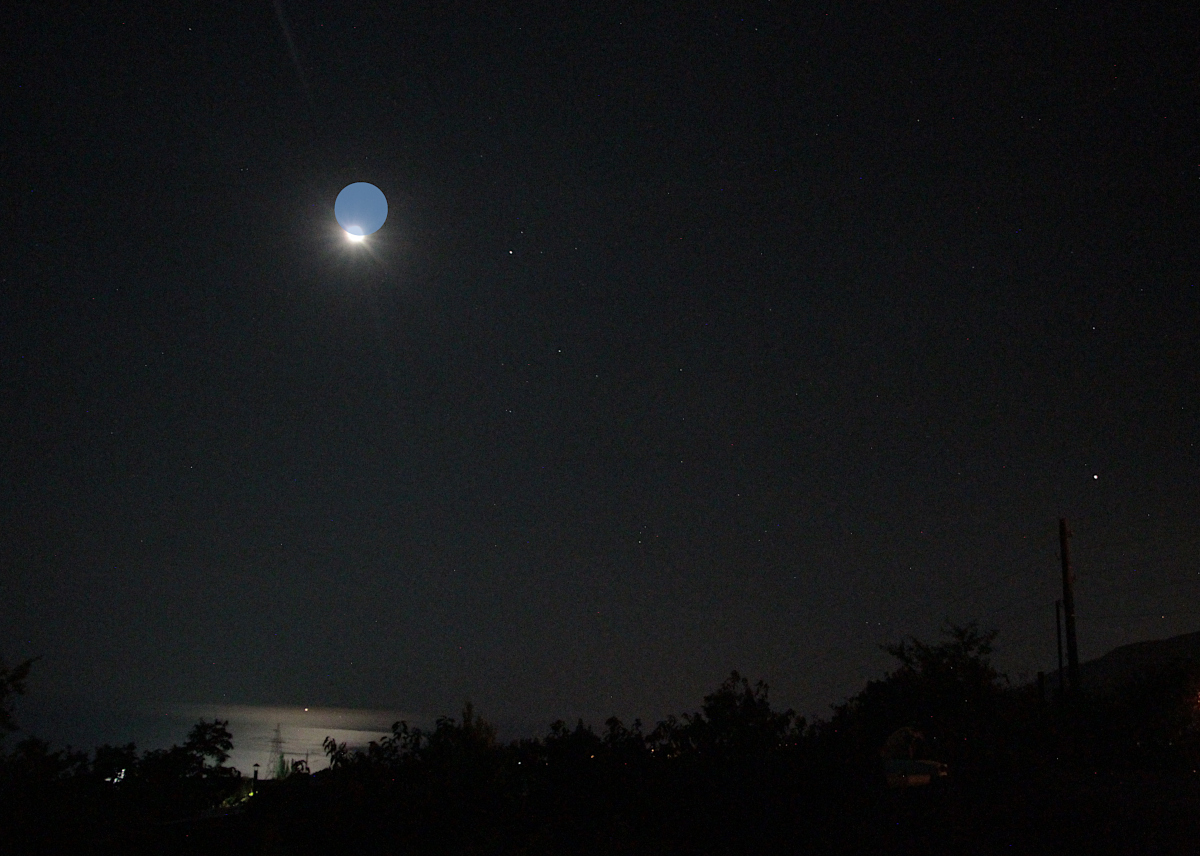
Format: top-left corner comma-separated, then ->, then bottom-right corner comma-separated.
335,183 -> 387,240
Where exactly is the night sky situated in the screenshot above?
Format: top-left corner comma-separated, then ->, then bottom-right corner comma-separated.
4,2 -> 1199,750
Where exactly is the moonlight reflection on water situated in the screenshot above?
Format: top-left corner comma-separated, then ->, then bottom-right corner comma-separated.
174,705 -> 408,775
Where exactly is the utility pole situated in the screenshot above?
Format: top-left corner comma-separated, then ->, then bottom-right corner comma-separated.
1059,518 -> 1080,695
1055,599 -> 1064,699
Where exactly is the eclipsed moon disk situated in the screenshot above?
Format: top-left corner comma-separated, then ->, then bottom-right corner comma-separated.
335,182 -> 387,239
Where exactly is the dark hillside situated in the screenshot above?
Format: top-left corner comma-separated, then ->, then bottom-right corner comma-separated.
1045,630 -> 1200,696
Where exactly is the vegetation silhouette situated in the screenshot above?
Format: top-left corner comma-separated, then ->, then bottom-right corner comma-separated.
7,624 -> 1200,854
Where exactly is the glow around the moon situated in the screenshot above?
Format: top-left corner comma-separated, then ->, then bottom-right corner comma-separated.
335,182 -> 387,238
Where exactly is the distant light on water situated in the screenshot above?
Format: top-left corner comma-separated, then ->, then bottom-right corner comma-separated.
174,705 -> 411,776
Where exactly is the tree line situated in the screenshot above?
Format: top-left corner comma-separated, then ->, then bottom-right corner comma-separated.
5,623 -> 1200,854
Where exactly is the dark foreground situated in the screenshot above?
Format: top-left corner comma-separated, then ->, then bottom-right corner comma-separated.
11,754 -> 1200,855
7,626 -> 1200,854
151,766 -> 1200,856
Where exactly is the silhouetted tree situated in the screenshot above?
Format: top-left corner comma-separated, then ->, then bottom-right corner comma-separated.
138,718 -> 237,782
696,670 -> 800,756
2,735 -> 89,782
321,734 -> 350,769
183,718 -> 235,771
822,623 -> 1008,775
